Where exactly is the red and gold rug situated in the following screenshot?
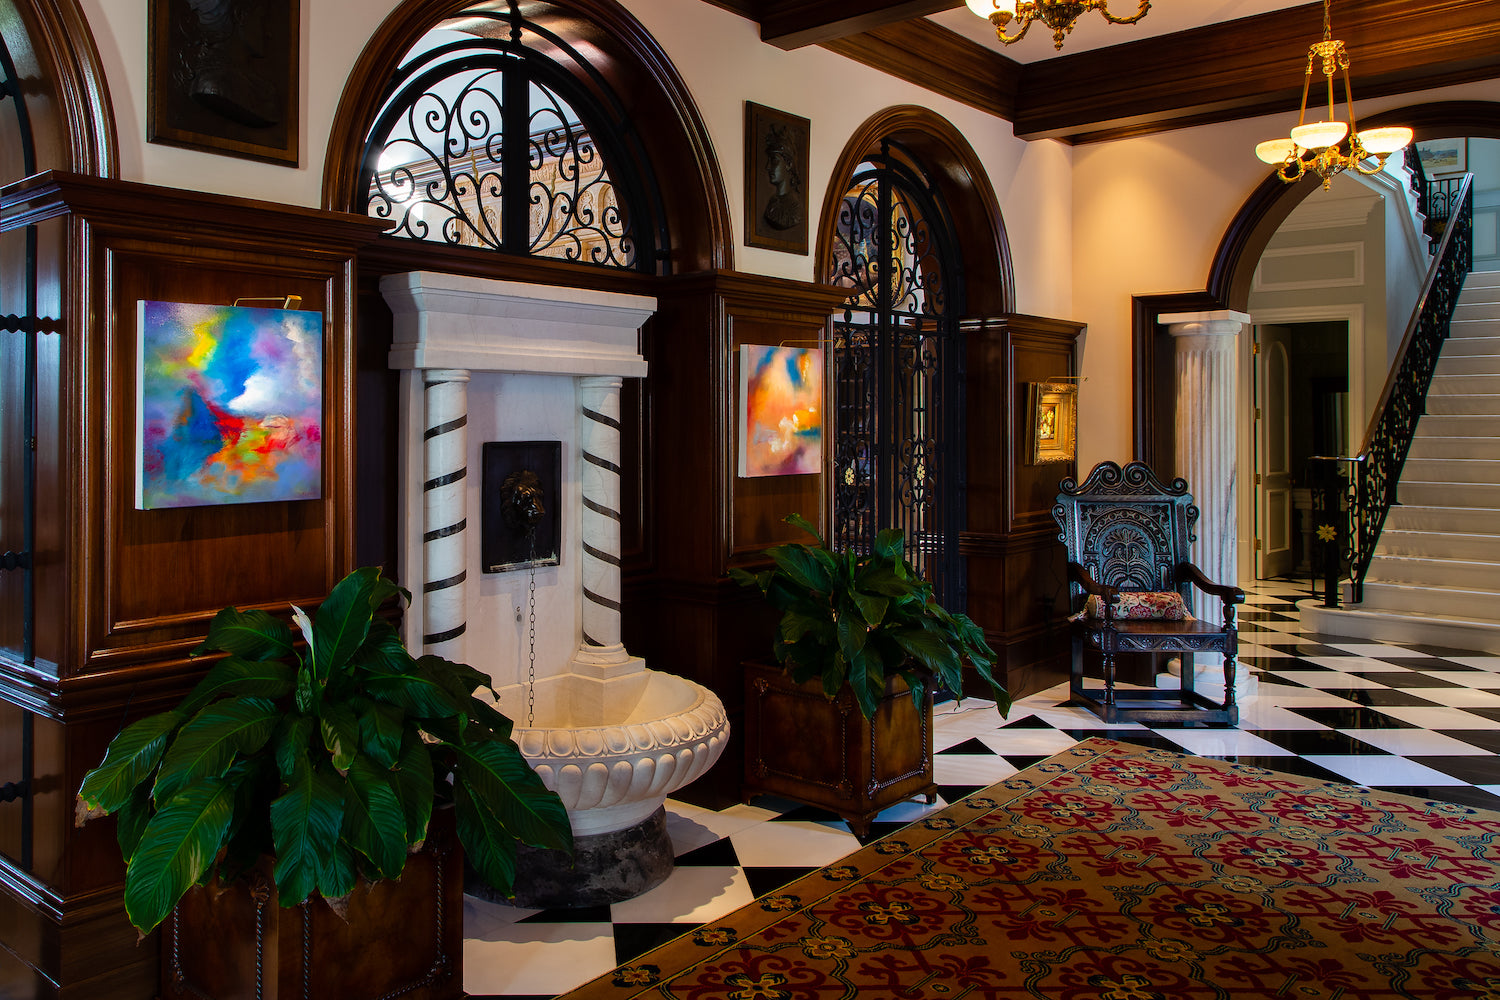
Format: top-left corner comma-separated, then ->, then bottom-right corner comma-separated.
559,737 -> 1500,999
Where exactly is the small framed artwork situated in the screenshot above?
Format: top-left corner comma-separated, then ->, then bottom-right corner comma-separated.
137,300 -> 323,509
148,0 -> 300,166
745,102 -> 810,255
1416,138 -> 1466,175
1027,381 -> 1077,465
739,344 -> 822,477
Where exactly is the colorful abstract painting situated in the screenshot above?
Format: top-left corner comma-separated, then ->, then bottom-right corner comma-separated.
136,300 -> 323,509
739,344 -> 822,477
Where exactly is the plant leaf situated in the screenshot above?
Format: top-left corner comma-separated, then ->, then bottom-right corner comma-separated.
782,512 -> 824,546
355,617 -> 413,676
872,527 -> 905,562
153,699 -> 279,804
363,667 -> 465,720
451,739 -> 572,853
179,656 -> 295,717
767,543 -> 833,596
465,696 -> 516,742
274,714 -> 315,782
390,732 -> 434,843
319,702 -> 360,775
312,567 -> 382,682
115,782 -> 154,863
891,628 -> 962,690
269,753 -> 346,906
358,701 -> 405,769
77,712 -> 181,817
123,778 -> 236,933
193,606 -> 295,662
454,781 -> 519,898
317,839 -> 357,901
343,756 -> 407,879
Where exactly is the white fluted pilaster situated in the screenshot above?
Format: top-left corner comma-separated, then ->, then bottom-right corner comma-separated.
1162,312 -> 1247,624
422,369 -> 470,661
574,376 -> 630,666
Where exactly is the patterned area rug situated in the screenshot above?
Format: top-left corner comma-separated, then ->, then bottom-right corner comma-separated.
556,737 -> 1500,999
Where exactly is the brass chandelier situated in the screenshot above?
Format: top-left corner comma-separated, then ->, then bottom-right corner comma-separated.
964,0 -> 1150,51
1255,0 -> 1411,190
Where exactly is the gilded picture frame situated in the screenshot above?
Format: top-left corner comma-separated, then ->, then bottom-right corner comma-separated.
148,0 -> 301,166
744,102 -> 810,255
1027,381 -> 1077,465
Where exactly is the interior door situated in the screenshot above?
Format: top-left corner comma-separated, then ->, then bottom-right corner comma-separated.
1255,325 -> 1294,579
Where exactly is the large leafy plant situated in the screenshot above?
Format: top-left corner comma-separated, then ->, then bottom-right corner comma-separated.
730,514 -> 1011,720
76,567 -> 571,935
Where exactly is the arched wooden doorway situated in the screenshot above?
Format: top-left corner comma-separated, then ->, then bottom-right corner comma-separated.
817,107 -> 1014,610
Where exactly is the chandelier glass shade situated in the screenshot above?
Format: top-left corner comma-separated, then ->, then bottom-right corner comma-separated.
1255,0 -> 1412,189
964,0 -> 1150,51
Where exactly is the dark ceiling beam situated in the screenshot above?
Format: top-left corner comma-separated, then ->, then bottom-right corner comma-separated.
821,19 -> 1021,121
760,0 -> 962,50
1015,0 -> 1500,143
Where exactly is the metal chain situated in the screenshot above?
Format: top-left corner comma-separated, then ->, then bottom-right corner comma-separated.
526,529 -> 538,728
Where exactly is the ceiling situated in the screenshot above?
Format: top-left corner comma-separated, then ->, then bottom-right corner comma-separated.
927,1 -> 1314,63
708,0 -> 1499,144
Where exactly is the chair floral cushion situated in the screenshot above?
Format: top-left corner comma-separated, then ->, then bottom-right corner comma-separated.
1076,591 -> 1192,621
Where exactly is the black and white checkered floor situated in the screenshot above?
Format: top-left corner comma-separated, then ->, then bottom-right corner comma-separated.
464,581 -> 1500,998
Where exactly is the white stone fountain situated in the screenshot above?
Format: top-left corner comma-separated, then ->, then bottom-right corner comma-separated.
382,271 -> 728,906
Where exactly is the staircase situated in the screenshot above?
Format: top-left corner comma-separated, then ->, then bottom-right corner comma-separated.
1303,268 -> 1500,653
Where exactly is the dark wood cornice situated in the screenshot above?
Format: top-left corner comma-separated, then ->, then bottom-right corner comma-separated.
822,18 -> 1020,121
3,0 -> 119,176
662,269 -> 851,314
760,0 -> 959,49
1016,0 -> 1500,143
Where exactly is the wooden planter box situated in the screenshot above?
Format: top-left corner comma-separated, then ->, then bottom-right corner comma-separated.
160,807 -> 462,1000
742,661 -> 936,837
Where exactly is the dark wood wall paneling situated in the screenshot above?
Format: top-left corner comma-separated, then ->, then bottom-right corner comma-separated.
962,314 -> 1083,702
0,171 -> 386,1000
622,271 -> 849,809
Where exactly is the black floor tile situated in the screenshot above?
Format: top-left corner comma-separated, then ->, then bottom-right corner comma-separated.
1378,785 -> 1500,812
614,923 -> 692,965
1459,707 -> 1500,724
1254,642 -> 1350,657
674,838 -> 739,868
937,784 -> 988,803
1436,730 -> 1500,754
743,865 -> 818,898
1348,671 -> 1463,688
999,714 -> 1059,729
1254,727 -> 1399,755
938,737 -> 1000,755
768,803 -> 847,824
1282,706 -> 1418,731
1314,688 -> 1443,708
517,903 -> 612,924
1407,756 -> 1500,784
1214,755 -> 1350,783
998,754 -> 1051,771
1060,731 -> 1188,753
1394,643 -> 1494,658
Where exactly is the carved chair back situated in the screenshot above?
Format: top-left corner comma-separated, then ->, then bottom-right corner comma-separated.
1052,461 -> 1198,609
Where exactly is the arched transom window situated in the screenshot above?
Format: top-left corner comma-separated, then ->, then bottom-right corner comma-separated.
359,2 -> 666,273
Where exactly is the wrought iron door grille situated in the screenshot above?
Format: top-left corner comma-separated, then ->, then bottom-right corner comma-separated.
829,145 -> 965,607
359,3 -> 667,274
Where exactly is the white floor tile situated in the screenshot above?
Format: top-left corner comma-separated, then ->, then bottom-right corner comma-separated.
1297,656 -> 1412,673
1301,755 -> 1468,787
464,906 -> 616,995
934,753 -> 1017,787
1165,729 -> 1296,757
1403,688 -> 1500,708
665,800 -> 780,856
1335,728 -> 1494,756
1447,657 -> 1500,672
1373,706 -> 1500,730
728,819 -> 861,870
1235,704 -> 1336,730
873,796 -> 951,824
1422,674 -> 1500,692
979,728 -> 1084,758
610,864 -> 755,925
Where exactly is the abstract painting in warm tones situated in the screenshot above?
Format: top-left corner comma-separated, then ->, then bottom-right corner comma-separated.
739,344 -> 822,477
136,301 -> 323,509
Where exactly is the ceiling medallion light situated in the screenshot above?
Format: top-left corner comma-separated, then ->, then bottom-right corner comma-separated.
964,0 -> 1150,51
1255,0 -> 1412,190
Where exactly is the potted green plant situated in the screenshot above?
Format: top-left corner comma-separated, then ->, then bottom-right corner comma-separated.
730,514 -> 1009,835
75,566 -> 571,999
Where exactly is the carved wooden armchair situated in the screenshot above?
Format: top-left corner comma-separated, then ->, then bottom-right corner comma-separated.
1052,461 -> 1244,726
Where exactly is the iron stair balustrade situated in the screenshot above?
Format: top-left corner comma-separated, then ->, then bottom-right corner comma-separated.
0,32 -> 39,870
1311,172 -> 1474,608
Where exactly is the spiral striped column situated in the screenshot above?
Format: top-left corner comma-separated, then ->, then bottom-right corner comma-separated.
576,376 -> 629,664
422,368 -> 469,660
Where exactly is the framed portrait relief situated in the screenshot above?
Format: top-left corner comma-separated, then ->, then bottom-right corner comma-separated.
148,0 -> 301,165
745,102 -> 810,255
